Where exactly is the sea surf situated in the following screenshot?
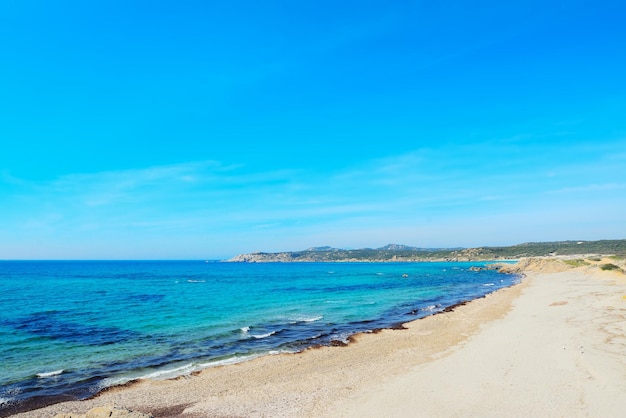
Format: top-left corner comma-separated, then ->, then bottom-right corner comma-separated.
0,260 -> 519,415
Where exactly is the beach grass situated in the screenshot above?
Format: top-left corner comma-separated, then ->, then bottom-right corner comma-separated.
563,259 -> 590,268
599,263 -> 622,271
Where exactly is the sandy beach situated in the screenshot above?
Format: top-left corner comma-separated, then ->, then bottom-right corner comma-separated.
13,258 -> 626,418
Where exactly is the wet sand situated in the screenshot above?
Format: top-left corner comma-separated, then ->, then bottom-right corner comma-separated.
13,259 -> 626,417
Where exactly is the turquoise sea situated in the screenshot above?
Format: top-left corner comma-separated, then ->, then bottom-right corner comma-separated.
0,261 -> 519,416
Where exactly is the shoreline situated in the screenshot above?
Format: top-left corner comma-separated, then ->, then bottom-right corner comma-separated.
10,257 -> 626,417
333,258 -> 626,417
2,260 -> 517,417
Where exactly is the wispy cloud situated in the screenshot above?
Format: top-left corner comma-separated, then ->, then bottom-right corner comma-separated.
2,135 -> 625,258
49,160 -> 234,206
548,183 -> 626,194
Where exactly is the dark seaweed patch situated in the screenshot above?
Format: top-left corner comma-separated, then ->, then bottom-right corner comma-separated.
126,294 -> 165,303
3,312 -> 140,346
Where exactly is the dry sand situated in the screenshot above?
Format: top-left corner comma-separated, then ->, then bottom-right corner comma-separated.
14,258 -> 626,418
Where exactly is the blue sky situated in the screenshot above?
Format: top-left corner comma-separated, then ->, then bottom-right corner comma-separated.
1,1 -> 625,259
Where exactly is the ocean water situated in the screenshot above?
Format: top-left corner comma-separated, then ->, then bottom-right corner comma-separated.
0,261 -> 519,415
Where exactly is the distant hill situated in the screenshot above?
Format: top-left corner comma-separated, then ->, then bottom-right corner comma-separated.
305,246 -> 340,252
227,239 -> 626,262
377,243 -> 464,252
377,244 -> 416,251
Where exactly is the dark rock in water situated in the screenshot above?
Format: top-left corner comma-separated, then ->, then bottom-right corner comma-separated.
442,301 -> 468,313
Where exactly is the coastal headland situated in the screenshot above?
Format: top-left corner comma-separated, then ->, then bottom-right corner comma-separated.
12,254 -> 626,417
227,239 -> 626,262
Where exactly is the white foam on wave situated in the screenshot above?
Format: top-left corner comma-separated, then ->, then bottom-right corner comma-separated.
288,315 -> 324,324
97,350 -> 302,394
139,363 -> 196,380
98,363 -> 198,390
331,332 -> 351,345
324,300 -> 343,304
97,375 -> 134,391
483,283 -> 495,287
187,280 -> 206,283
251,331 -> 276,339
199,353 -> 260,368
97,350 -> 302,393
36,369 -> 64,378
241,326 -> 280,339
422,305 -> 437,312
0,396 -> 11,406
269,349 -> 297,355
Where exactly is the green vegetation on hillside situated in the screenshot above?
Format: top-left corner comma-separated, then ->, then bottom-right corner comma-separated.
230,239 -> 626,262
472,240 -> 626,258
